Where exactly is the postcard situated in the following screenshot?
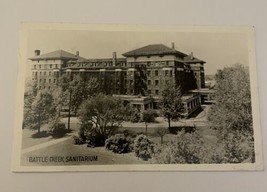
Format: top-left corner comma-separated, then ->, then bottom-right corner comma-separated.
12,23 -> 263,171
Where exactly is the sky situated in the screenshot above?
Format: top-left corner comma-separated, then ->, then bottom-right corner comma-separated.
25,27 -> 250,76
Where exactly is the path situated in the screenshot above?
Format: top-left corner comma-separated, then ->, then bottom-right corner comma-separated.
21,136 -> 72,155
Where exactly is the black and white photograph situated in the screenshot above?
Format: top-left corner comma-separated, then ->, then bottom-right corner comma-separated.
12,23 -> 262,171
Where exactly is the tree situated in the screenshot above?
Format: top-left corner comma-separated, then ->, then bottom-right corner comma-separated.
77,93 -> 131,146
208,64 -> 254,163
23,81 -> 38,129
134,134 -> 154,160
142,109 -> 157,136
159,82 -> 184,129
27,90 -> 58,133
59,74 -> 99,129
70,75 -> 99,113
154,127 -> 168,144
208,64 -> 252,134
155,131 -> 209,164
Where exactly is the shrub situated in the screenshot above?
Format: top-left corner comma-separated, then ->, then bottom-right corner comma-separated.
105,134 -> 133,154
78,123 -> 93,142
219,131 -> 255,163
155,131 -> 209,164
168,126 -> 196,134
51,122 -> 70,138
130,108 -> 141,123
78,123 -> 106,147
73,135 -> 84,145
134,134 -> 154,160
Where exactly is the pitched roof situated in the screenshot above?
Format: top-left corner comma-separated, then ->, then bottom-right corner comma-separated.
183,55 -> 205,64
122,44 -> 187,57
29,50 -> 83,60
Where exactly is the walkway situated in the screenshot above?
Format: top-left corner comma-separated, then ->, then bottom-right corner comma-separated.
21,136 -> 72,155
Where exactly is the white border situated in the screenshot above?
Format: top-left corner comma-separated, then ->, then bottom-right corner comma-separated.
12,23 -> 263,172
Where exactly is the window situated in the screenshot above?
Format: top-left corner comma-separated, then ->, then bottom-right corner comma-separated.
50,64 -> 52,68
147,70 -> 151,76
40,71 -> 42,75
39,79 -> 42,82
170,70 -> 173,77
155,90 -> 159,95
148,80 -> 151,85
155,80 -> 159,86
49,71 -> 51,76
44,71 -> 46,75
165,70 -> 169,76
49,79 -> 51,83
148,90 -> 151,94
39,65 -> 41,69
155,70 -> 158,76
44,79 -> 46,83
34,65 -> 36,69
55,64 -> 58,68
54,79 -> 56,83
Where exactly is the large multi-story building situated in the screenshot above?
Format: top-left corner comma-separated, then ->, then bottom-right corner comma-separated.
29,43 -> 206,117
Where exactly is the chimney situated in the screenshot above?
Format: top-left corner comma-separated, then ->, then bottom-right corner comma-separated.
190,52 -> 194,60
34,50 -> 40,56
76,51 -> 79,57
112,52 -> 117,66
171,42 -> 175,49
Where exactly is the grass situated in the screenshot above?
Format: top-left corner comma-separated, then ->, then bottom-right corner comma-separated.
21,106 -> 218,165
21,138 -> 151,166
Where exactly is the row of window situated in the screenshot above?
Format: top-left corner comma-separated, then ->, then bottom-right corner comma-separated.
64,68 -> 173,77
69,62 -> 127,68
36,60 -> 57,63
33,64 -> 59,69
126,89 -> 160,95
104,79 -> 170,86
135,61 -> 171,68
39,85 -> 52,90
38,78 -> 57,83
32,71 -> 59,76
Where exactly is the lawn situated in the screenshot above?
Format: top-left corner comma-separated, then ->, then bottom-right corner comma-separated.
20,105 -> 218,166
21,138 -> 151,166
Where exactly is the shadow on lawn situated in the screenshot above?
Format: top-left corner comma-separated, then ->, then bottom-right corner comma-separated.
31,129 -> 72,139
168,126 -> 196,134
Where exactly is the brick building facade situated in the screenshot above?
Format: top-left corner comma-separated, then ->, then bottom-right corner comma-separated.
29,43 -> 206,117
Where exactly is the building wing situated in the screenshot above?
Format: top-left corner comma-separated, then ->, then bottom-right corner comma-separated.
29,50 -> 84,60
122,44 -> 187,57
